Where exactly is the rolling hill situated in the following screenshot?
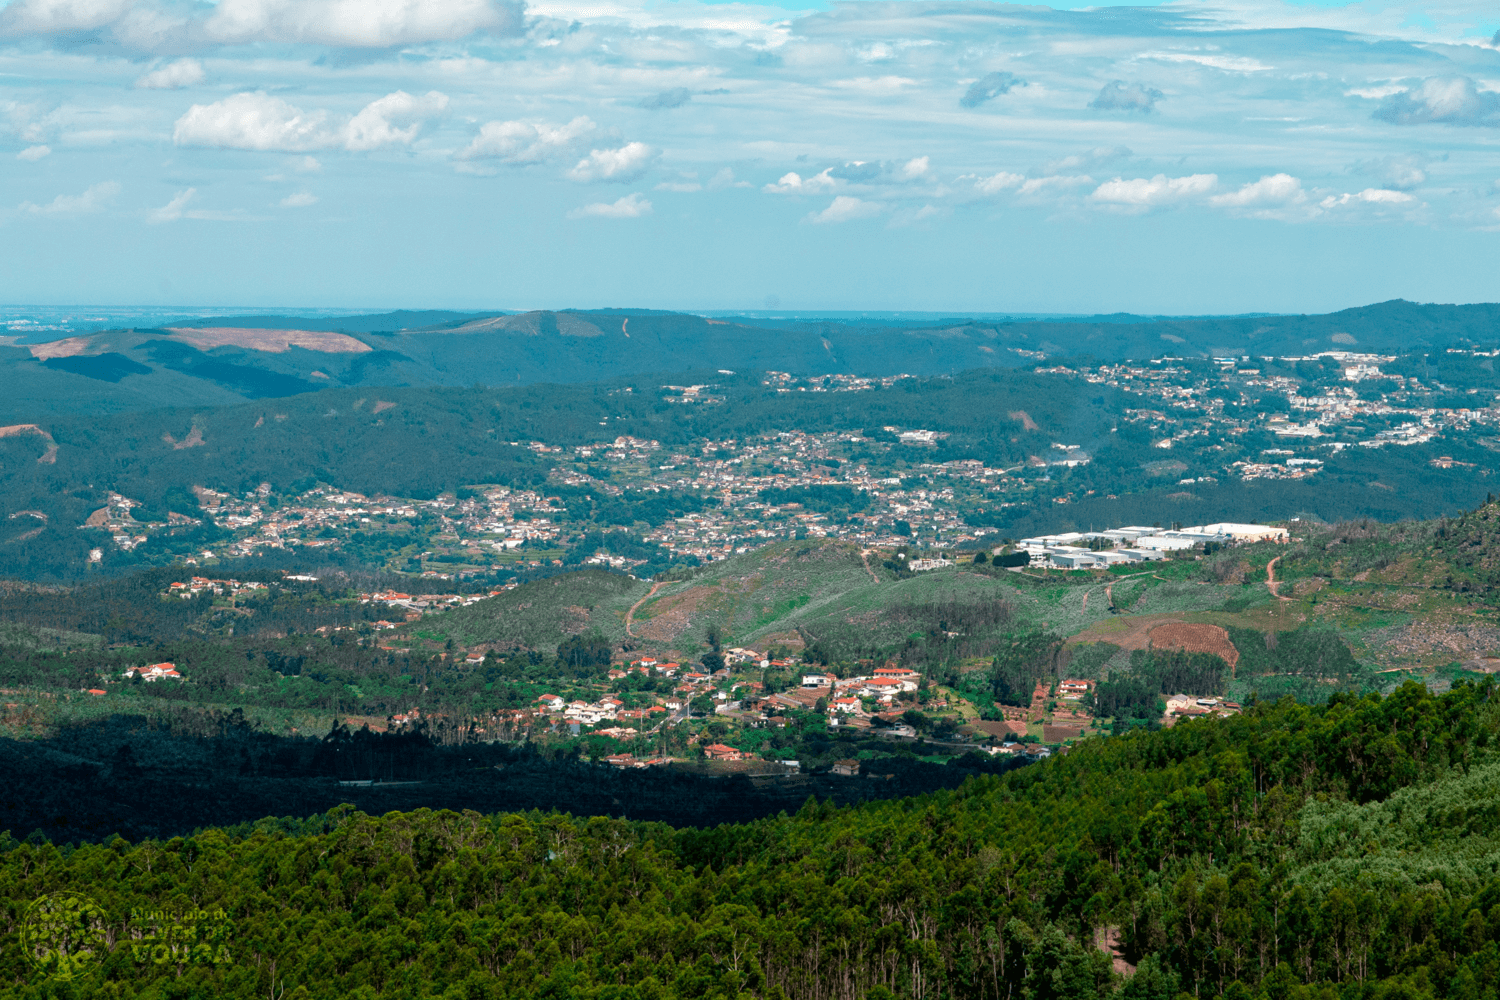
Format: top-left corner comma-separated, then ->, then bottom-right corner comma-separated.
3,300 -> 1500,422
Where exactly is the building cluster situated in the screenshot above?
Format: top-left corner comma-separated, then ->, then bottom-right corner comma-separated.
81,351 -> 1500,571
122,662 -> 182,682
1014,522 -> 1288,569
163,577 -> 269,599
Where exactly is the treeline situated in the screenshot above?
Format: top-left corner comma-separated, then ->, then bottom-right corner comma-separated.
3,681 -> 1498,998
0,711 -> 1024,845
1091,649 -> 1228,720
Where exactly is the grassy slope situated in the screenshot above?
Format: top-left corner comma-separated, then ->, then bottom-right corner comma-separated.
433,570 -> 652,650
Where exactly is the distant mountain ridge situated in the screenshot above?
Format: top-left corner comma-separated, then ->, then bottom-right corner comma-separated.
1,299 -> 1497,423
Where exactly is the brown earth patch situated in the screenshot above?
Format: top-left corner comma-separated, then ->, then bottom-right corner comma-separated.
1043,725 -> 1084,742
28,337 -> 96,359
165,327 -> 371,354
0,424 -> 57,463
1149,622 -> 1239,670
969,719 -> 1028,738
163,426 -> 205,450
1067,614 -> 1185,651
373,400 -> 397,414
759,630 -> 805,650
1008,410 -> 1039,431
633,585 -> 714,644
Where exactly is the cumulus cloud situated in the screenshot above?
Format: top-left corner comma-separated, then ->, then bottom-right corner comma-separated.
764,168 -> 835,194
960,72 -> 1022,109
1373,77 -> 1500,127
20,180 -> 120,216
457,117 -> 595,164
173,90 -> 447,152
1016,175 -> 1094,198
640,88 -> 691,110
343,90 -> 448,151
279,191 -> 317,207
136,58 -> 204,90
567,141 -> 656,183
16,144 -> 50,161
0,0 -> 524,51
806,195 -> 882,224
1090,81 -> 1162,112
566,192 -> 651,219
964,171 -> 1023,194
900,157 -> 930,180
1320,188 -> 1415,208
827,157 -> 932,184
1210,173 -> 1305,209
1091,173 -> 1217,207
148,188 -> 195,223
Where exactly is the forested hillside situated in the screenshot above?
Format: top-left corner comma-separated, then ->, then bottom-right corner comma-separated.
6,301 -> 1500,421
4,681 -> 1497,999
3,364 -> 1493,582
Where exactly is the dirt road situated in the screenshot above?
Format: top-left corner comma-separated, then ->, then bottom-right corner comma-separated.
859,549 -> 881,584
1266,556 -> 1292,601
625,582 -> 665,637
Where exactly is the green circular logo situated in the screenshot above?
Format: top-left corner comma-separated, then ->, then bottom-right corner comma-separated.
21,892 -> 107,981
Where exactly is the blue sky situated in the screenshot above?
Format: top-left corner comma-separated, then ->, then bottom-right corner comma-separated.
2,0 -> 1498,315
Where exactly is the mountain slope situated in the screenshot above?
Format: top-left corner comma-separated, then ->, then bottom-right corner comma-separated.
6,300 -> 1500,422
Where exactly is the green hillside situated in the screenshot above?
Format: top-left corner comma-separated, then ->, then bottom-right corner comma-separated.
4,679 -> 1499,999
437,570 -> 652,651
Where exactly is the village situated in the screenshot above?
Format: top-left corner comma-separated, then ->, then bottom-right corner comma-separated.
80,349 -> 1498,575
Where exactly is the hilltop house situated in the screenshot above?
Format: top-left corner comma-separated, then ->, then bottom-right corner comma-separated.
122,662 -> 181,682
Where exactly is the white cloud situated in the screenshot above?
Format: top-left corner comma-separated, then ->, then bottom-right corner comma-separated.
566,192 -> 652,219
173,90 -> 447,152
342,90 -> 449,152
16,144 -> 50,161
1141,52 -> 1272,73
1017,174 -> 1094,198
174,92 -> 331,152
900,156 -> 930,180
279,191 -> 317,207
294,155 -> 321,173
1320,188 -> 1416,208
201,0 -> 521,47
1091,173 -> 1218,207
1373,76 -> 1500,127
806,195 -> 882,224
655,181 -> 700,192
20,180 -> 120,216
764,168 -> 835,194
148,187 -> 195,223
0,0 -> 523,51
567,142 -> 656,183
1210,173 -> 1305,208
457,117 -> 595,164
967,171 -> 1023,195
136,58 -> 205,90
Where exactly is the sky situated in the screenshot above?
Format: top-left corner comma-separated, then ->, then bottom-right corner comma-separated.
1,0 -> 1499,315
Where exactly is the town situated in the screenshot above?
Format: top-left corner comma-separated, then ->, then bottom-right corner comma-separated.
79,350 -> 1497,577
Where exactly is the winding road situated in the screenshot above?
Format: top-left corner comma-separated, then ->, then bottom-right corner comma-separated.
625,582 -> 665,637
1266,556 -> 1292,601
